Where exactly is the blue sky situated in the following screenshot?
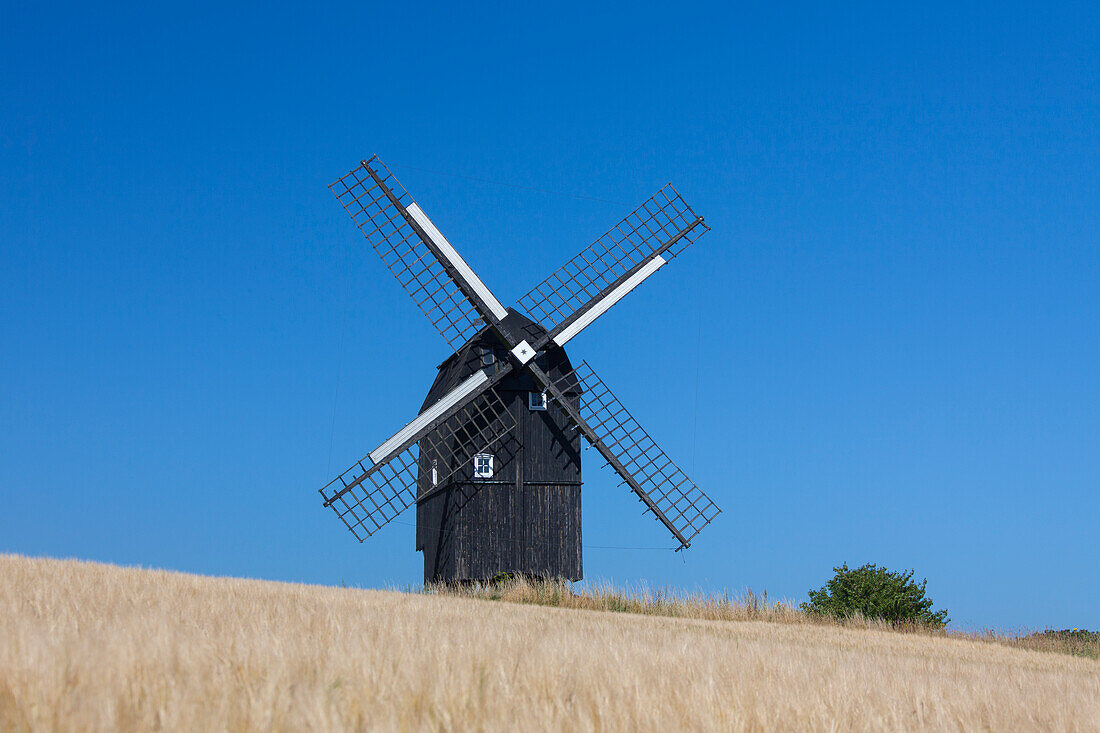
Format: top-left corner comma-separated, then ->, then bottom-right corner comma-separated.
2,1 -> 1097,630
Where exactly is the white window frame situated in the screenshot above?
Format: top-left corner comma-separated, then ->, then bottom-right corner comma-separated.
528,390 -> 548,411
473,453 -> 494,479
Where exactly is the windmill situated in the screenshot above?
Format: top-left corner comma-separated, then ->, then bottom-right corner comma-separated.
319,156 -> 721,583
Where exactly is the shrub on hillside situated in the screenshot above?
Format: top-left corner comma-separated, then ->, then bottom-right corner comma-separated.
801,563 -> 949,628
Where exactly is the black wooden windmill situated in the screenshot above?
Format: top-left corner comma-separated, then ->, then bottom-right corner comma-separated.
319,156 -> 721,583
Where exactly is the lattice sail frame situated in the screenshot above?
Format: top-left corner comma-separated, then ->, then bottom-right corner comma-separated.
319,385 -> 516,541
553,362 -> 721,546
330,158 -> 487,351
517,184 -> 709,332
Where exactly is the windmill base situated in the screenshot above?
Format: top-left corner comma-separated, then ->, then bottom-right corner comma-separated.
418,480 -> 582,584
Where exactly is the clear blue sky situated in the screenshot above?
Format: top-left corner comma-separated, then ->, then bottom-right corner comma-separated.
2,1 -> 1097,631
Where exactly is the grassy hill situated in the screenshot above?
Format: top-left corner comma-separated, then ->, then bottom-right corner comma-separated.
2,555 -> 1097,731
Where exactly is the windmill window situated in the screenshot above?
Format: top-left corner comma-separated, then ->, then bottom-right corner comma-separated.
473,453 -> 494,479
528,391 -> 547,411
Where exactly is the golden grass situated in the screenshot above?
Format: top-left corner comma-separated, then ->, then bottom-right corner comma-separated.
441,575 -> 1100,660
436,575 -> 894,627
2,554 -> 1098,731
966,628 -> 1100,661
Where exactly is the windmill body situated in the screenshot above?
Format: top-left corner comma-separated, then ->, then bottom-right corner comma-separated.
416,310 -> 582,582
317,157 -> 721,584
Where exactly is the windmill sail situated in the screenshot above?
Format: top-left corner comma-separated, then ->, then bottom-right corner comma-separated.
330,157 -> 492,351
551,361 -> 720,547
320,384 -> 516,541
517,185 -> 709,339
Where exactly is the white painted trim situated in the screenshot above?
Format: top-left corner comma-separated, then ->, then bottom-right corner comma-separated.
369,370 -> 489,464
473,452 -> 494,479
510,340 -> 535,364
406,202 -> 509,322
553,255 -> 667,346
528,390 -> 548,411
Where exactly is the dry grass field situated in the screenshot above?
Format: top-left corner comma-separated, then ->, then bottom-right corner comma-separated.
2,554 -> 1098,731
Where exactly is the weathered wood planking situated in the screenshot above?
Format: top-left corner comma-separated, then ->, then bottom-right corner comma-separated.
416,310 -> 582,583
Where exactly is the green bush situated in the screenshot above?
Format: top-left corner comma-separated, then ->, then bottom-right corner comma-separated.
801,563 -> 949,628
